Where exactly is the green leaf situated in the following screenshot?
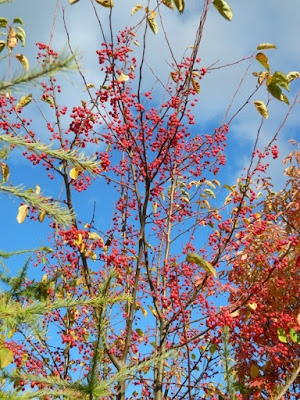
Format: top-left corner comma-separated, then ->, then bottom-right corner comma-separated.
290,328 -> 300,343
212,0 -> 233,21
15,53 -> 29,71
0,348 -> 14,368
256,52 -> 269,71
272,71 -> 289,91
253,101 -> 268,119
257,43 -> 276,50
204,188 -> 216,200
224,184 -> 235,192
210,343 -> 217,355
136,328 -> 145,337
267,83 -> 289,104
277,327 -> 288,343
186,253 -> 217,278
287,71 -> 300,83
147,17 -> 158,34
0,40 -> 6,53
13,17 -> 24,25
15,94 -> 32,110
173,0 -> 184,14
0,17 -> 8,28
16,26 -> 26,47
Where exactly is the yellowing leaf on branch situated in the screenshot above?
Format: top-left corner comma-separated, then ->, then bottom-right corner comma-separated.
96,0 -> 114,7
204,188 -> 216,200
17,204 -> 29,224
35,185 -> 41,195
15,94 -> 32,110
161,0 -> 175,10
70,0 -> 80,3
117,73 -> 129,83
186,253 -> 217,278
0,348 -> 14,368
287,71 -> 300,83
212,0 -> 233,21
131,4 -> 143,15
257,43 -> 276,50
191,78 -> 200,94
253,100 -> 268,119
7,27 -> 18,48
256,52 -> 270,71
15,54 -> 29,71
147,17 -> 158,34
173,0 -> 184,14
39,210 -> 46,222
0,162 -> 9,181
153,201 -> 157,214
69,167 -> 81,180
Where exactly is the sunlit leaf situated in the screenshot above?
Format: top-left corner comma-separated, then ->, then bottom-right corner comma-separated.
153,201 -> 157,214
84,83 -> 95,91
248,302 -> 257,310
0,17 -> 8,28
15,53 -> 29,71
69,167 -> 80,180
13,17 -> 24,25
204,188 -> 216,200
253,100 -> 268,119
95,0 -> 114,7
147,17 -> 158,34
0,162 -> 9,181
16,26 -> 26,47
287,71 -> 300,83
35,185 -> 41,195
0,348 -> 14,368
256,52 -> 269,71
136,328 -> 145,337
117,73 -> 130,82
17,204 -> 29,224
148,305 -> 158,317
7,27 -> 18,48
161,0 -> 175,10
140,305 -> 147,317
272,71 -> 289,91
173,0 -> 184,14
277,327 -> 288,343
267,83 -> 289,104
0,40 -> 6,53
186,253 -> 217,278
191,78 -> 200,94
257,43 -> 276,50
70,0 -> 80,3
212,0 -> 233,21
15,94 -> 32,110
39,209 -> 46,222
131,4 -> 143,15
290,328 -> 300,343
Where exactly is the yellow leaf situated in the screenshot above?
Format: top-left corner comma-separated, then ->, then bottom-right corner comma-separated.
191,78 -> 200,94
153,201 -> 157,214
70,0 -> 80,3
117,73 -> 129,83
248,302 -> 257,310
140,306 -> 148,317
230,310 -> 239,317
88,232 -> 101,241
0,348 -> 14,368
257,43 -> 276,50
35,185 -> 41,195
74,233 -> 83,247
15,94 -> 32,110
39,209 -> 46,222
7,27 -> 18,48
147,17 -> 158,34
253,100 -> 268,119
131,4 -> 143,15
17,204 -> 29,224
96,0 -> 114,7
148,305 -> 158,317
69,167 -> 80,180
84,83 -> 95,91
0,162 -> 9,181
15,54 -> 29,71
160,192 -> 165,201
186,253 -> 217,278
